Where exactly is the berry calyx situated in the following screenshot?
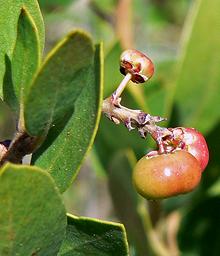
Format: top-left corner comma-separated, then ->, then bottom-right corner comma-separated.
133,150 -> 201,200
162,127 -> 209,172
120,49 -> 154,83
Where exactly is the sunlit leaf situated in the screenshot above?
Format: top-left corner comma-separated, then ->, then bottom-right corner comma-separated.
0,0 -> 44,94
58,213 -> 129,256
24,31 -> 94,136
3,8 -> 40,113
32,44 -> 103,192
0,163 -> 66,255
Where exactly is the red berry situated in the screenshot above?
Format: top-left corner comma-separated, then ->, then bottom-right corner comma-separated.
163,127 -> 209,172
133,150 -> 201,200
120,49 -> 154,83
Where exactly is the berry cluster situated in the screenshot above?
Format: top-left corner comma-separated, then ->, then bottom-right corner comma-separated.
133,127 -> 209,199
102,49 -> 209,200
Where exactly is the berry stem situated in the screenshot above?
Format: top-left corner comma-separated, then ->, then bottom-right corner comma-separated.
102,49 -> 171,152
112,73 -> 132,105
102,97 -> 171,144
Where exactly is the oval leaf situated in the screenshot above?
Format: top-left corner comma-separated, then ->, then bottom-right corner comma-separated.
32,44 -> 103,192
0,0 -> 44,93
58,214 -> 129,256
24,31 -> 94,136
3,8 -> 40,113
0,163 -> 66,255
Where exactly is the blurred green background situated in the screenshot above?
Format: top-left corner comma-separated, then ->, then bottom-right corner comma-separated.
2,0 -> 220,255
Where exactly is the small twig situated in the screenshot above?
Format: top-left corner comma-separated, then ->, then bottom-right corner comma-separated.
102,96 -> 171,142
0,131 -> 43,166
112,73 -> 132,105
148,200 -> 162,227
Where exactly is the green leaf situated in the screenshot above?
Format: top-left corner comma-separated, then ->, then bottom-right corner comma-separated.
24,31 -> 94,136
178,196 -> 220,256
38,0 -> 73,9
32,43 -> 103,192
0,0 -> 44,94
0,163 -> 66,255
173,0 -> 220,133
3,8 -> 40,113
58,213 -> 129,256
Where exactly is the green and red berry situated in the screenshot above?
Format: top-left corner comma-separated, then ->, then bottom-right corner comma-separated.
133,127 -> 209,200
133,150 -> 202,199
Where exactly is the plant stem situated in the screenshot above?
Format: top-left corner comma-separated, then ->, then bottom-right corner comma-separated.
102,96 -> 171,142
148,200 -> 162,227
112,73 -> 132,105
0,131 -> 44,166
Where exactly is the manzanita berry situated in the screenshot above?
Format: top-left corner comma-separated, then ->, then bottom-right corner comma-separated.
163,127 -> 209,172
120,49 -> 154,83
133,150 -> 201,200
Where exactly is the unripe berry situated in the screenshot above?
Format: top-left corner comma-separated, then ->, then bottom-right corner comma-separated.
120,49 -> 154,83
133,150 -> 201,200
